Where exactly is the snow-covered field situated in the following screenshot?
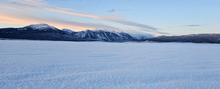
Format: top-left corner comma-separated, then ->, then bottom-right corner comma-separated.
0,40 -> 220,89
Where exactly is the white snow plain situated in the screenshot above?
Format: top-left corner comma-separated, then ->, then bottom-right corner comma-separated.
0,40 -> 220,89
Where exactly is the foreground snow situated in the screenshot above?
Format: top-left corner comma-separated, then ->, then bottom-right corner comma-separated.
0,40 -> 220,89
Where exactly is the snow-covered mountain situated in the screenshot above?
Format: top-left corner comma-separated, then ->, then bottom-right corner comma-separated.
25,24 -> 59,31
71,30 -> 138,41
2,24 -> 219,43
0,24 -> 151,42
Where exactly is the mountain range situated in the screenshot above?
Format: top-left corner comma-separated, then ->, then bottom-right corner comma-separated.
0,24 -> 220,43
0,24 -> 148,42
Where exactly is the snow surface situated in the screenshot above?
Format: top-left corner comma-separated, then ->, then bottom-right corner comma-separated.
0,40 -> 220,89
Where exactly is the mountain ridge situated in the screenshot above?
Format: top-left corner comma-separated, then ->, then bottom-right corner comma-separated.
0,24 -> 149,42
1,24 -> 220,43
148,34 -> 220,43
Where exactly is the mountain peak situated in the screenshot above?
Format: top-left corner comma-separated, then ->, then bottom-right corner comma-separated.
62,29 -> 75,34
26,24 -> 58,31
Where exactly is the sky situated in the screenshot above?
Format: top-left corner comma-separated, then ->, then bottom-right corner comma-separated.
0,0 -> 220,35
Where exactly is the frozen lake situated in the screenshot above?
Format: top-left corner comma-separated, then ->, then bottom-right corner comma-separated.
0,40 -> 220,89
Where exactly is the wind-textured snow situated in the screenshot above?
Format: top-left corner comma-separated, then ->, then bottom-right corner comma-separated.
0,40 -> 220,89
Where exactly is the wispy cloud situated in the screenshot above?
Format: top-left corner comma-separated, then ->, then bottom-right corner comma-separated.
0,0 -> 159,33
0,13 -> 95,30
185,24 -> 201,27
109,19 -> 158,31
107,9 -> 116,13
1,0 -> 118,22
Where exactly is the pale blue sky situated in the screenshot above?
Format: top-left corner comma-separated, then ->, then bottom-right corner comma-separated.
0,0 -> 220,35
